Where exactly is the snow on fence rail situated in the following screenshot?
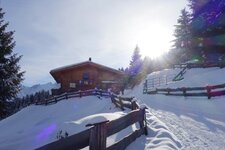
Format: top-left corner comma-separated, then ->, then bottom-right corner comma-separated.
110,94 -> 139,111
36,97 -> 148,150
146,83 -> 225,99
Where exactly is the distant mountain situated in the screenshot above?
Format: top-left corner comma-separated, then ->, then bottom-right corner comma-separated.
17,82 -> 59,98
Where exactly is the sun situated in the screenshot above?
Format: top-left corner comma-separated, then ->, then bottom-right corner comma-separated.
135,24 -> 172,58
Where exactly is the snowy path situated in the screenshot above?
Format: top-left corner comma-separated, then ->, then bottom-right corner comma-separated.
148,109 -> 225,150
140,97 -> 225,150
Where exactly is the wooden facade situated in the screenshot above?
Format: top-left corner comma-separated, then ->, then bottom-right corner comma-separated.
50,60 -> 125,94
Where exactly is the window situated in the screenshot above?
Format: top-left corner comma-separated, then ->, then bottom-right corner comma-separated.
69,83 -> 76,88
84,81 -> 89,85
83,72 -> 89,80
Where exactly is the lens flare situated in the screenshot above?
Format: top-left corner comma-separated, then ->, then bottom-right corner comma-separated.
36,124 -> 57,142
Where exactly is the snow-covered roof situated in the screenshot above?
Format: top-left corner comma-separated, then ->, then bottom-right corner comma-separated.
50,60 -> 124,75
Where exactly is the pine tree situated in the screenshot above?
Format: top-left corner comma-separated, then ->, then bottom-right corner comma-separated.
188,0 -> 209,18
172,8 -> 192,63
127,45 -> 144,87
188,0 -> 225,59
188,0 -> 221,20
129,45 -> 143,76
0,8 -> 24,118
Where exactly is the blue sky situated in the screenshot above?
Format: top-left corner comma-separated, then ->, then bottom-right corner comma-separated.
1,0 -> 188,86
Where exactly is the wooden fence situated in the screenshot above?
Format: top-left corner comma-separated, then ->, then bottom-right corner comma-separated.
36,89 -> 110,105
147,83 -> 225,99
36,100 -> 148,150
6,89 -> 109,119
143,74 -> 176,94
174,62 -> 225,69
110,94 -> 140,111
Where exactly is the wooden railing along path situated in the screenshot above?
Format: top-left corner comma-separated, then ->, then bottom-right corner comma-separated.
7,89 -> 110,120
36,96 -> 148,150
146,83 -> 225,99
36,89 -> 110,105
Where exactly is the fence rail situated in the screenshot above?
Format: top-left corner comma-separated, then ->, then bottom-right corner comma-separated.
110,94 -> 139,111
11,89 -> 110,113
143,74 -> 176,94
36,100 -> 148,150
36,89 -> 110,105
147,83 -> 225,99
174,62 -> 225,69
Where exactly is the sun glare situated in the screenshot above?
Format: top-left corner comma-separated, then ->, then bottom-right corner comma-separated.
135,24 -> 172,58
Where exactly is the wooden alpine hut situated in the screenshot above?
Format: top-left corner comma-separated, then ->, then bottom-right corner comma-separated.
50,58 -> 125,94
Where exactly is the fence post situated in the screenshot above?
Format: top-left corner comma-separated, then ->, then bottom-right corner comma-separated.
65,93 -> 68,99
79,91 -> 82,98
131,101 -> 135,110
100,90 -> 102,97
111,94 -> 115,104
167,88 -> 170,94
144,80 -> 148,94
86,120 -> 109,150
95,89 -> 97,96
155,88 -> 158,94
119,97 -> 124,110
131,100 -> 139,110
45,98 -> 47,105
206,86 -> 211,99
182,87 -> 186,96
139,108 -> 148,135
55,96 -> 57,103
143,108 -> 148,135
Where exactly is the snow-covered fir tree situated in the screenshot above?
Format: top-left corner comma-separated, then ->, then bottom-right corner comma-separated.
129,45 -> 143,76
0,8 -> 24,118
172,8 -> 192,63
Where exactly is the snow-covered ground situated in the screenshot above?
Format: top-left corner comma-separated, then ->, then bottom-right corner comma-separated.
1,67 -> 225,150
125,67 -> 225,150
155,67 -> 225,88
0,95 -> 180,150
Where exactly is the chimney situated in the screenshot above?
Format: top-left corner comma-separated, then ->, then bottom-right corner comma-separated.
89,57 -> 92,61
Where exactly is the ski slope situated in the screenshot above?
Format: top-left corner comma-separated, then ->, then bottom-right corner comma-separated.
125,67 -> 225,150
